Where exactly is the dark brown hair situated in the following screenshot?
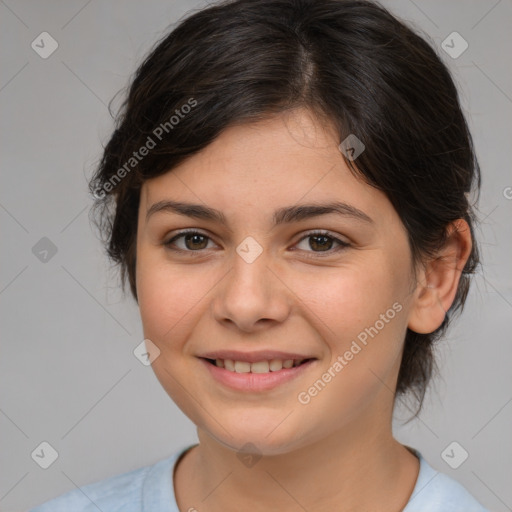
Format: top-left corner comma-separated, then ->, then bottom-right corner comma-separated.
89,0 -> 480,413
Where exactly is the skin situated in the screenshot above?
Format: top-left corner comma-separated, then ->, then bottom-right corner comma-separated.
135,108 -> 472,511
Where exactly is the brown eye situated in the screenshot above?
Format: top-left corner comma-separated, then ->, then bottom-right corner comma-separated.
294,231 -> 350,256
308,234 -> 334,252
183,233 -> 209,250
164,231 -> 213,251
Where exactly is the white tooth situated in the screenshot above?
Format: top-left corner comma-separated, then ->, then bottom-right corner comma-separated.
269,359 -> 284,371
234,361 -> 251,373
215,359 -> 224,368
251,361 -> 270,373
224,359 -> 235,371
283,359 -> 294,369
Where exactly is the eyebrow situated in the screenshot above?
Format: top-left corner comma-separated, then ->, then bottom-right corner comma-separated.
145,200 -> 374,226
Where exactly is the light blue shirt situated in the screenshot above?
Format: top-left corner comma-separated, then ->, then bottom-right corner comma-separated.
29,445 -> 489,511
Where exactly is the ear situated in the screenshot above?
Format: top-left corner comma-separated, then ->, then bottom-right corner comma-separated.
407,219 -> 473,334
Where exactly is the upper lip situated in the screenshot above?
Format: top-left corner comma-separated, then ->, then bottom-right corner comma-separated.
198,350 -> 316,363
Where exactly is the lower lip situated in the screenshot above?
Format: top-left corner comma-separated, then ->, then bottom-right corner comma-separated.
200,358 -> 316,392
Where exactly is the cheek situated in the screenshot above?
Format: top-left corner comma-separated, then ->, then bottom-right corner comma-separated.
289,262 -> 409,404
293,259 -> 407,341
136,246 -> 199,341
135,252 -> 211,418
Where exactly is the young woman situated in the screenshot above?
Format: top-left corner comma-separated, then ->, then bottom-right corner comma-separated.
31,0 -> 489,510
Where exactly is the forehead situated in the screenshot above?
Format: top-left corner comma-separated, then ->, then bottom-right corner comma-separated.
139,109 -> 395,228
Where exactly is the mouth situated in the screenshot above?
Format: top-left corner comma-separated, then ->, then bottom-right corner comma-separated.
201,357 -> 315,373
199,356 -> 317,392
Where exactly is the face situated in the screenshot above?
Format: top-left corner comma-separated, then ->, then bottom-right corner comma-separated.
136,108 -> 419,455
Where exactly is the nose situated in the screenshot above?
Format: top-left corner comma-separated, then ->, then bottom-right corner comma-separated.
211,245 -> 291,333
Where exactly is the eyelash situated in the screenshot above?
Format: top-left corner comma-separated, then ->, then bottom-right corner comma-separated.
163,229 -> 350,258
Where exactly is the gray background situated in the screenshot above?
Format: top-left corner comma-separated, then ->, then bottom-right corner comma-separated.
0,1 -> 511,511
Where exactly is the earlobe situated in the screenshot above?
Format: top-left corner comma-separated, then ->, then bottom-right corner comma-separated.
407,219 -> 473,334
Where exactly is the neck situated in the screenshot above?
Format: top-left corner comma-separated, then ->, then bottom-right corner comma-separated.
174,399 -> 419,512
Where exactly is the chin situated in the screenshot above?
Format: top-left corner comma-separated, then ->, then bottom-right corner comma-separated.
199,413 -> 313,457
